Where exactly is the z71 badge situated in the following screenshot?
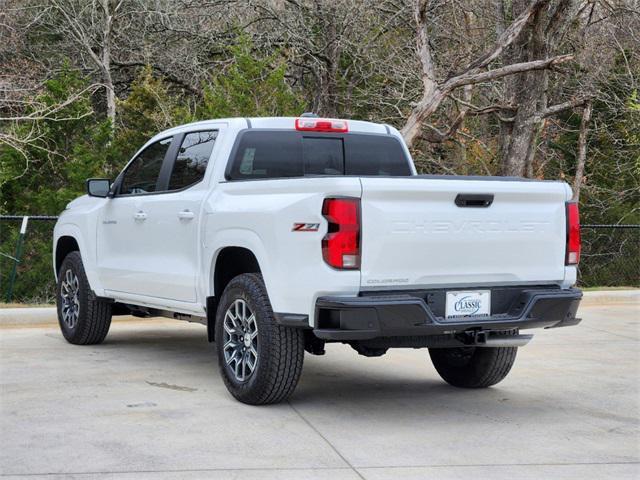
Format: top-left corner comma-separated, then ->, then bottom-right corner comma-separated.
292,223 -> 320,232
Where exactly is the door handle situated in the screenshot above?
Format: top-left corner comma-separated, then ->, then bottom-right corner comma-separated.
177,209 -> 195,220
133,211 -> 147,221
455,193 -> 494,208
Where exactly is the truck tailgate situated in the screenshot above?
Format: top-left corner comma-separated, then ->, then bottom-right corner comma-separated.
359,177 -> 571,289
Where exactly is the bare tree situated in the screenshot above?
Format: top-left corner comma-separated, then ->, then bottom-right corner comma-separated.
0,82 -> 100,185
251,0 -> 386,116
497,0 -> 588,176
399,0 -> 576,158
42,0 -> 126,125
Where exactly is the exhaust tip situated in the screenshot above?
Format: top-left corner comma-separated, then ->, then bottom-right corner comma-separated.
462,330 -> 533,348
482,333 -> 533,348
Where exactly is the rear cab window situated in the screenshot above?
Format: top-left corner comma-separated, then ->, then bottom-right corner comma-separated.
226,130 -> 411,180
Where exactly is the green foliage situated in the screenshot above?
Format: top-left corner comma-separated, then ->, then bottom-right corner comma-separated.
1,222 -> 56,303
0,66 -> 109,302
113,66 -> 193,161
0,65 -> 110,215
197,37 -> 304,119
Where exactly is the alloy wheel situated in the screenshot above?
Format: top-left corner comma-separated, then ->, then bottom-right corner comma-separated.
222,299 -> 259,382
60,269 -> 80,329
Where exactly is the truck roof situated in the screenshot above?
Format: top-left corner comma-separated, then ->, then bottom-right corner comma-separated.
152,116 -> 394,141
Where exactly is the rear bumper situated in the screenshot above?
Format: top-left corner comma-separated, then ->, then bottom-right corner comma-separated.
314,287 -> 582,341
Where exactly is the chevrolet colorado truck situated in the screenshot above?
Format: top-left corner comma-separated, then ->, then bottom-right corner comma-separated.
53,115 -> 582,405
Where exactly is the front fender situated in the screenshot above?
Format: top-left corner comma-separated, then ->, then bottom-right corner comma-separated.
53,222 -> 104,295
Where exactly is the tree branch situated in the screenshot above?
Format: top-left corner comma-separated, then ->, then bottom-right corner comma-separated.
0,84 -> 102,122
400,0 -> 574,149
539,96 -> 590,118
445,54 -> 574,90
464,0 -> 550,72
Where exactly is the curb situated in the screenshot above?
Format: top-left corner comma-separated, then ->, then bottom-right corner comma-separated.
0,307 -> 57,326
0,308 -> 148,327
580,290 -> 640,307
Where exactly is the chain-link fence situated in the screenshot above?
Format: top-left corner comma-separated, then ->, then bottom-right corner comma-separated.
0,216 -> 58,303
579,225 -> 640,288
1,216 -> 639,303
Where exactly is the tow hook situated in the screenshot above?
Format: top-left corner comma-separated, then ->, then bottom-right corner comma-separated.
459,330 -> 533,348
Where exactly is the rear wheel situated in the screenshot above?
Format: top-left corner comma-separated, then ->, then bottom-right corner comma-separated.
429,346 -> 517,388
214,273 -> 305,405
56,251 -> 112,345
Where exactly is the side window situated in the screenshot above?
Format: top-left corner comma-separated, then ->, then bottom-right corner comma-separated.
120,137 -> 172,195
168,130 -> 218,190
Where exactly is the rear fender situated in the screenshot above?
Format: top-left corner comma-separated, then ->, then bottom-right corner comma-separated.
203,229 -> 272,302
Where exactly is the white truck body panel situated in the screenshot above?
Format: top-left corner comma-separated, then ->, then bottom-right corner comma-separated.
202,177 -> 362,318
97,185 -> 205,302
359,177 -> 573,290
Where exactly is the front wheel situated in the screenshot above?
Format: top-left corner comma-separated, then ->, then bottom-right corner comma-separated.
214,273 -> 305,405
56,251 -> 112,345
429,346 -> 517,388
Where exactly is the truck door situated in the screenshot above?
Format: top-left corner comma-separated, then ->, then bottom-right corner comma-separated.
97,130 -> 218,303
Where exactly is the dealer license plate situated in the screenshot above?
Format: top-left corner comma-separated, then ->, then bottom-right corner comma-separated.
445,290 -> 491,319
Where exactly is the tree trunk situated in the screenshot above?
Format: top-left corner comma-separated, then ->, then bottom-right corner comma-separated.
499,0 -> 577,177
315,5 -> 341,117
500,1 -> 547,176
572,101 -> 592,201
103,69 -> 116,126
101,0 -> 116,126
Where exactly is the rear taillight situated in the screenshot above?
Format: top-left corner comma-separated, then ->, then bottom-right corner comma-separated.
322,198 -> 360,269
566,202 -> 581,265
295,118 -> 348,132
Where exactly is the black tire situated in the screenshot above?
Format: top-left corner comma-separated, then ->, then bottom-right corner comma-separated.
214,273 -> 304,405
429,346 -> 517,388
56,251 -> 112,345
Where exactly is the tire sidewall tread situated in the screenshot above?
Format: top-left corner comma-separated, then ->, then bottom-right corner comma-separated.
429,346 -> 518,388
214,273 -> 304,405
56,251 -> 112,345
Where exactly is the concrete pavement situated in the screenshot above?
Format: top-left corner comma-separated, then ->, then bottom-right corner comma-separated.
0,301 -> 638,479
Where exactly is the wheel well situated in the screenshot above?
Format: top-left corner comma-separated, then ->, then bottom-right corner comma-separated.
214,247 -> 261,299
55,236 -> 80,275
207,247 -> 261,342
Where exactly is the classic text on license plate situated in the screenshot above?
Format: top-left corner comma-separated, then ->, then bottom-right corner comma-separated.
445,290 -> 491,319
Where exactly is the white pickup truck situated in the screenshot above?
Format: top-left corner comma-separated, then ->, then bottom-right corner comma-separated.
53,115 -> 582,404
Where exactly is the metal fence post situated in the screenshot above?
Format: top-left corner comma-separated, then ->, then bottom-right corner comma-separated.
5,216 -> 29,303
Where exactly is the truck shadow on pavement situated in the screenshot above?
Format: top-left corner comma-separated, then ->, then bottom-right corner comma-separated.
94,323 -> 556,416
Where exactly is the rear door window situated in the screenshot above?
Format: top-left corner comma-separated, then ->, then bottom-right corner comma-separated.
168,130 -> 217,190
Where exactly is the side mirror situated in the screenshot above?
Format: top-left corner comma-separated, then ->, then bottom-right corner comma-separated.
86,178 -> 111,198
